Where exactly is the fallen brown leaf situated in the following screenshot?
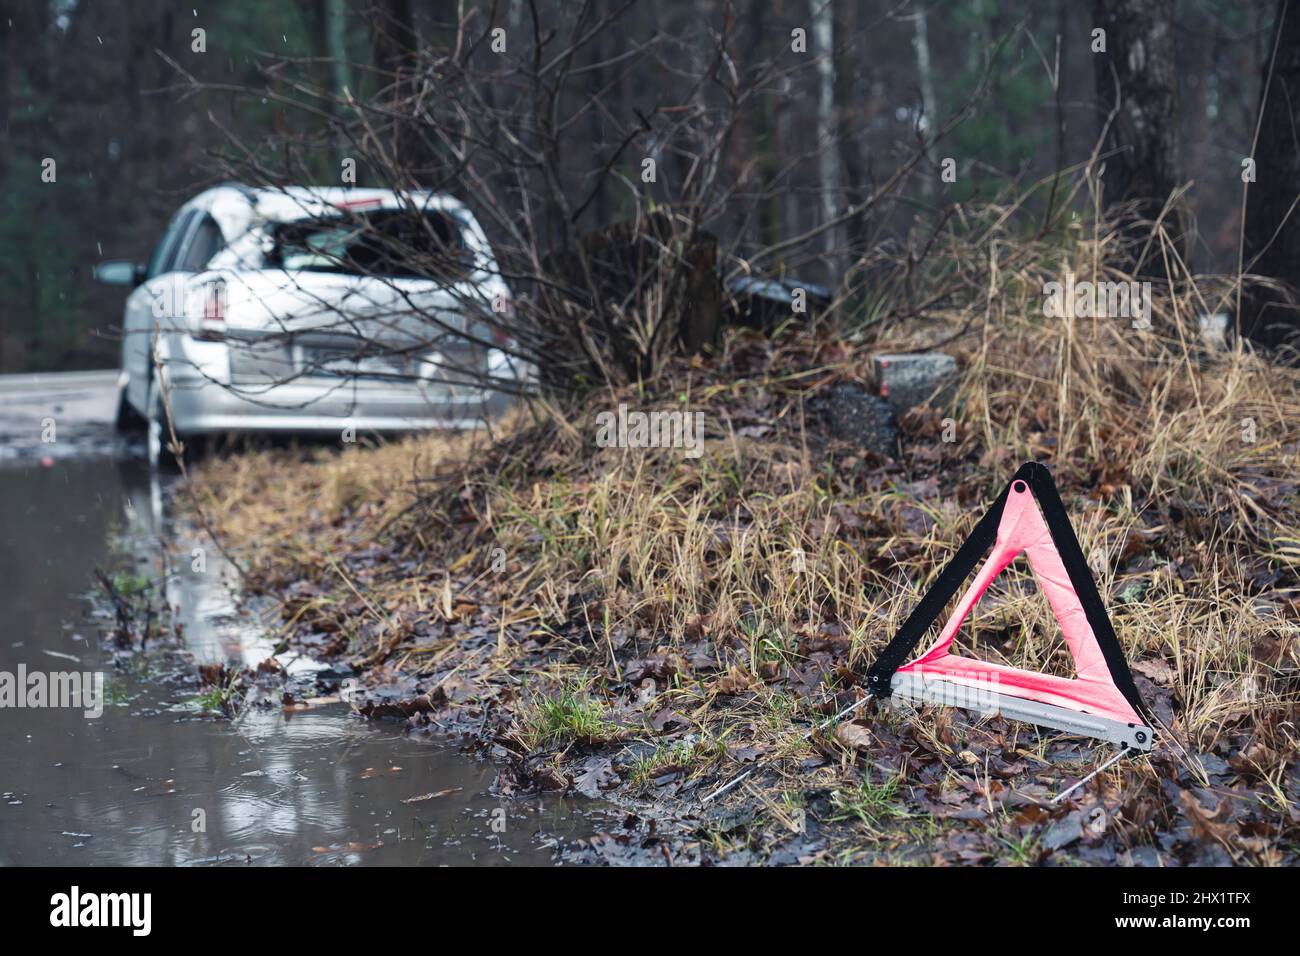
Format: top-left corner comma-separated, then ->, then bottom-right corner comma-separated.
1179,790 -> 1237,856
834,722 -> 874,752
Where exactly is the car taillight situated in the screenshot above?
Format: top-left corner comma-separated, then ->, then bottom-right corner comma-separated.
334,197 -> 383,211
492,291 -> 514,345
197,280 -> 225,341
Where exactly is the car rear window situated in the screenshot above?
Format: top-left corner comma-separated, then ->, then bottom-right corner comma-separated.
269,208 -> 473,280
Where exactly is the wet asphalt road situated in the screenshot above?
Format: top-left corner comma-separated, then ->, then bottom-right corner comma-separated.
0,369 -> 122,462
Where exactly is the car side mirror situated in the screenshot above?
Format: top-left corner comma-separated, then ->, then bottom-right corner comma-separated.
94,260 -> 144,287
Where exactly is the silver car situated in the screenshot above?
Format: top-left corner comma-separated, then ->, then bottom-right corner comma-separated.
95,184 -> 527,465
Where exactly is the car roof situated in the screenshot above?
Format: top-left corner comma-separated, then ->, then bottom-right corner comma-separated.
184,184 -> 474,240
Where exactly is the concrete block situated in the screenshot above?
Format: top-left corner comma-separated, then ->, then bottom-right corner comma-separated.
872,352 -> 957,414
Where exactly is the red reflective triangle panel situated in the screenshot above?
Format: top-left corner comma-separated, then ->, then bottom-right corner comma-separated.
896,478 -> 1142,725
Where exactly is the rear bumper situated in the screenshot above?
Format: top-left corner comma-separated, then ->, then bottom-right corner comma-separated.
164,373 -> 506,435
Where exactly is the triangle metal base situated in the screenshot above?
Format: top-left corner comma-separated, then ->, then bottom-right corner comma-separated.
890,672 -> 1154,751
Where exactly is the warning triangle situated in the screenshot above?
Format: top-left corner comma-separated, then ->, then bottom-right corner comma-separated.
866,462 -> 1153,750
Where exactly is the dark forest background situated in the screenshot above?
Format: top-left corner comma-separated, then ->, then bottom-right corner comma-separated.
0,0 -> 1289,373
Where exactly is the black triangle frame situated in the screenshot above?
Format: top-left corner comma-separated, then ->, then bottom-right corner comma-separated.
865,461 -> 1151,726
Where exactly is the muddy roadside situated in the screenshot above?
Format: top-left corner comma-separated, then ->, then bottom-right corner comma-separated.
180,322 -> 1300,866
81,476 -> 630,866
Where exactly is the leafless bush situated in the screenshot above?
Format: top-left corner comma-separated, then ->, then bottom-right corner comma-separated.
161,1 -> 1006,401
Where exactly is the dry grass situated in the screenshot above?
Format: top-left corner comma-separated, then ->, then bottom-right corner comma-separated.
191,202 -> 1300,864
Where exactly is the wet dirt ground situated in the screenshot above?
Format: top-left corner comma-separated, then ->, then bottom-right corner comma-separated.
0,375 -> 608,865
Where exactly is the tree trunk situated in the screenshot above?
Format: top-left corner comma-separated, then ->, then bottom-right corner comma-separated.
0,1 -> 17,181
369,0 -> 420,183
812,0 -> 842,277
834,0 -> 866,258
911,6 -> 938,199
326,0 -> 352,102
1242,0 -> 1300,351
1092,0 -> 1186,275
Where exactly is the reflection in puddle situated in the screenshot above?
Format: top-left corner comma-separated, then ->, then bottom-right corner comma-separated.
0,455 -> 602,865
126,470 -> 314,675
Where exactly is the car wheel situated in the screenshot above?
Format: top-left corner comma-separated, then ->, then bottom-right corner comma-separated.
146,380 -> 180,471
114,375 -> 146,433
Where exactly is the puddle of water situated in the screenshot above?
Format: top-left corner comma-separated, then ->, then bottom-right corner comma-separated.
0,455 -> 602,865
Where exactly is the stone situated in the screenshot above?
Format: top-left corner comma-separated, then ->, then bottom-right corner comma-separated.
872,352 -> 957,414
